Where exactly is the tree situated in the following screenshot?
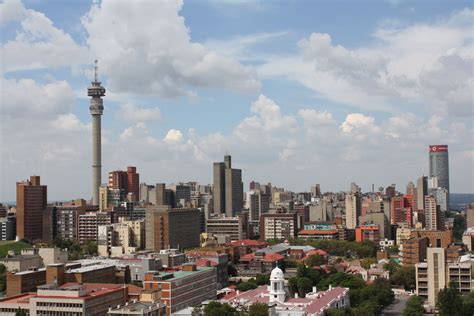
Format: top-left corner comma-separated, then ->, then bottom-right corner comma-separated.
383,259 -> 400,276
325,308 -> 345,316
0,264 -> 6,274
360,257 -> 377,269
463,292 -> 474,316
390,266 -> 416,291
248,302 -> 269,316
297,277 -> 313,298
15,308 -> 27,316
437,286 -> 464,316
402,295 -> 425,316
255,274 -> 270,286
228,264 -> 238,277
305,254 -> 325,267
236,279 -> 258,291
288,277 -> 298,297
203,302 -> 238,316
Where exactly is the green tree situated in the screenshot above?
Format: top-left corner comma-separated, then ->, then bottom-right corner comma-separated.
390,266 -> 416,291
462,292 -> 474,316
387,245 -> 399,255
402,295 -> 425,316
297,277 -> 313,298
360,257 -> 377,269
248,302 -> 269,316
0,263 -> 6,274
228,264 -> 238,277
325,308 -> 345,316
255,274 -> 270,286
236,279 -> 258,291
203,302 -> 238,316
288,277 -> 298,297
383,259 -> 400,275
317,272 -> 365,290
305,254 -> 325,267
15,308 -> 27,316
437,286 -> 464,316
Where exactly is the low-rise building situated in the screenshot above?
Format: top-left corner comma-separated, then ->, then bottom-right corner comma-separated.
0,283 -> 127,316
143,264 -> 216,314
220,266 -> 350,315
298,229 -> 339,240
107,301 -> 166,315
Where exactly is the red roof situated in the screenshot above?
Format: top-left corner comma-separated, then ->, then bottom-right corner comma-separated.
299,229 -> 338,235
194,258 -> 218,267
306,249 -> 328,256
126,284 -> 143,295
240,252 -> 284,263
225,239 -> 268,247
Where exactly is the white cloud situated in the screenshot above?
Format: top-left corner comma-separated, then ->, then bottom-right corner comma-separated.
82,0 -> 260,97
164,129 -> 184,143
118,103 -> 161,123
0,0 -> 90,73
1,78 -> 75,118
53,114 -> 90,132
259,8 -> 474,116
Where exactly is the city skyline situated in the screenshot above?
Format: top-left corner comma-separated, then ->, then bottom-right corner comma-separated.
1,0 -> 473,202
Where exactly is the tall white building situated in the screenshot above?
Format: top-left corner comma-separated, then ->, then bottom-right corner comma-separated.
345,192 -> 361,230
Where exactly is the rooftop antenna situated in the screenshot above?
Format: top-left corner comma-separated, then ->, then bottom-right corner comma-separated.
94,59 -> 99,82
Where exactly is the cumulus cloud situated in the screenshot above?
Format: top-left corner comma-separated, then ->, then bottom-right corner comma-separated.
164,129 -> 184,143
82,0 -> 260,97
118,103 -> 161,123
258,8 -> 474,116
0,0 -> 90,73
1,78 -> 75,118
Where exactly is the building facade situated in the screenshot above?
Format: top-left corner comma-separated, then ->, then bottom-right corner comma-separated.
16,176 -> 47,242
213,155 -> 244,216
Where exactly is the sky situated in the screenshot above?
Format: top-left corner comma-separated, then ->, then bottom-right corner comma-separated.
1,0 -> 473,202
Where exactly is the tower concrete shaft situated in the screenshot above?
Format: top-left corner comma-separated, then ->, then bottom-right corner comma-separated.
88,61 -> 106,205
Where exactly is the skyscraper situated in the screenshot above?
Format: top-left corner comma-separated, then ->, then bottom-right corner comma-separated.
126,166 -> 140,201
345,191 -> 361,229
16,176 -> 47,242
213,155 -> 243,216
88,61 -> 106,205
417,176 -> 428,211
429,145 -> 449,192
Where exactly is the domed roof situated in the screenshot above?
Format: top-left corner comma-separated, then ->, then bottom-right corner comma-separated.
270,266 -> 284,280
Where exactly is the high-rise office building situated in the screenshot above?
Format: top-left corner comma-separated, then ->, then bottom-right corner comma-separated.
126,166 -> 139,201
248,192 -> 270,221
145,206 -> 200,251
416,176 -> 428,211
16,176 -> 47,242
424,196 -> 443,230
175,184 -> 191,206
108,166 -> 139,202
429,145 -> 449,192
345,191 -> 361,229
213,155 -> 243,216
311,184 -> 321,198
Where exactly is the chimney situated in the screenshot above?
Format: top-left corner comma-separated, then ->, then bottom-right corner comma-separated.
294,293 -> 298,298
312,286 -> 317,293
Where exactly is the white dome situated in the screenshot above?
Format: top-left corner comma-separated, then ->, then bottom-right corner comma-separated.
270,266 -> 284,280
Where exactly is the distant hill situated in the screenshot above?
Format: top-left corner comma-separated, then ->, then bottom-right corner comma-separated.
450,193 -> 474,211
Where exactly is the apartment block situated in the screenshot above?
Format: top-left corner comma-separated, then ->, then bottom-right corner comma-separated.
98,219 -> 145,257
259,212 -> 298,241
206,213 -> 249,241
78,211 -> 111,243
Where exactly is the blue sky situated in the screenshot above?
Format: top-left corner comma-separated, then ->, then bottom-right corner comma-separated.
1,0 -> 473,201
